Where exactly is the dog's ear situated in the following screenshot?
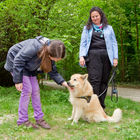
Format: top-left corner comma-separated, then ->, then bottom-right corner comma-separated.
81,74 -> 88,80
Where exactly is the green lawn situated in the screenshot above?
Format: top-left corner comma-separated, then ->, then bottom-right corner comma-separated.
0,85 -> 140,140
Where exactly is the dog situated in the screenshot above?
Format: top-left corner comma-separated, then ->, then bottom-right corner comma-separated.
67,74 -> 122,125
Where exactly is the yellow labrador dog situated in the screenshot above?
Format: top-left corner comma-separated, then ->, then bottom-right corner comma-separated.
67,74 -> 122,125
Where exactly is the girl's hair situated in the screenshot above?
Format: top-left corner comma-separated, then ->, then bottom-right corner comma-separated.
48,40 -> 65,58
38,40 -> 66,73
86,7 -> 108,30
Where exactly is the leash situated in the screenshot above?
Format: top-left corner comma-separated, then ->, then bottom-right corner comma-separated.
98,66 -> 118,102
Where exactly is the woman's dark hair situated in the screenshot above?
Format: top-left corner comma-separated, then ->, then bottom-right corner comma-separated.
86,7 -> 108,30
38,40 -> 66,73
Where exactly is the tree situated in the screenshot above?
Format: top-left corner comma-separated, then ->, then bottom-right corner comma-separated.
0,0 -> 57,86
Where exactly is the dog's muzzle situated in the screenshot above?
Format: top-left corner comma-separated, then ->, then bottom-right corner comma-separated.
67,81 -> 74,88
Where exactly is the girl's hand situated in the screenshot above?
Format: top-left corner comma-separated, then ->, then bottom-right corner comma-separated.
79,56 -> 85,67
61,81 -> 71,90
113,59 -> 118,67
15,83 -> 23,91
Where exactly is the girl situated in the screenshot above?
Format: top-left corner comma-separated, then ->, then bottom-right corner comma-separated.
4,36 -> 69,129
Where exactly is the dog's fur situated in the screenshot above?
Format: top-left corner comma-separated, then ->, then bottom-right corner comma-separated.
67,74 -> 122,125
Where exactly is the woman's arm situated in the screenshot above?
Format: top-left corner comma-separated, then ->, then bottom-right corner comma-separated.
111,26 -> 118,67
79,26 -> 88,58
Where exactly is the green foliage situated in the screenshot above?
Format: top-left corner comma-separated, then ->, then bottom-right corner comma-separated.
0,0 -> 57,45
102,0 -> 140,82
0,0 -> 57,86
0,0 -> 140,85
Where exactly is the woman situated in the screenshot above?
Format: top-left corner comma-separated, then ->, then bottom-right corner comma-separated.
79,7 -> 118,109
4,36 -> 69,129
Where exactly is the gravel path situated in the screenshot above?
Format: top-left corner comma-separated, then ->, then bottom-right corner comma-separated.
108,87 -> 140,102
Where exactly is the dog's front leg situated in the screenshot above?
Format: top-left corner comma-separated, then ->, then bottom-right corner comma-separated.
72,107 -> 83,125
68,106 -> 76,121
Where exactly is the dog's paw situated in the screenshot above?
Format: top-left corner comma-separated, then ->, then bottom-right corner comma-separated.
71,121 -> 75,125
71,120 -> 78,125
68,117 -> 73,121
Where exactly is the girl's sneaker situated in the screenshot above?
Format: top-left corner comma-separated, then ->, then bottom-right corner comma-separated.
18,120 -> 39,129
36,118 -> 51,129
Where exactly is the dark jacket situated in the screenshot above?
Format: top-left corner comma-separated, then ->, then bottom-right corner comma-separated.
4,36 -> 65,84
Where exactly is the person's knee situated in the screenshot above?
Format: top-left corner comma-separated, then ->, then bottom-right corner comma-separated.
32,86 -> 40,95
22,87 -> 32,96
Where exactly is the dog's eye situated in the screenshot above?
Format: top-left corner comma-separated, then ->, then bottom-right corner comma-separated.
74,79 -> 76,81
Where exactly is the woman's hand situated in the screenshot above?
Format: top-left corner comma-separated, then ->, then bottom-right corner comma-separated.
113,59 -> 118,67
15,83 -> 23,91
79,56 -> 85,67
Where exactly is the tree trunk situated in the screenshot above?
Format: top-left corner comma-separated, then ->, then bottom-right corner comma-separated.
134,2 -> 139,51
120,26 -> 125,81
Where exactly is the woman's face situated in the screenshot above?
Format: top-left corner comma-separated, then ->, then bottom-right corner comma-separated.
91,11 -> 101,25
49,56 -> 62,62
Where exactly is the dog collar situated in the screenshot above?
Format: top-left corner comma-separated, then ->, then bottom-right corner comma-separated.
77,96 -> 91,103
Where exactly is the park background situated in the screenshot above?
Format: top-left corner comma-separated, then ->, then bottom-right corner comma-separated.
0,0 -> 140,86
0,0 -> 140,139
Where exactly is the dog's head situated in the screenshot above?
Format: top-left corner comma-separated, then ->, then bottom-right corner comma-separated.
67,74 -> 88,93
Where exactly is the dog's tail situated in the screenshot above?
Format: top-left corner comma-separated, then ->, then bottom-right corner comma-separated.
107,108 -> 122,123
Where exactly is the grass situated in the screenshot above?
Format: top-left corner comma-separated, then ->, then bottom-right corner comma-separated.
0,85 -> 140,140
